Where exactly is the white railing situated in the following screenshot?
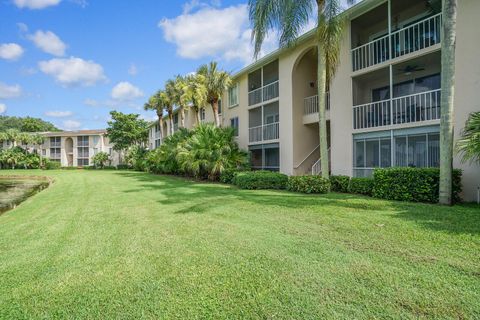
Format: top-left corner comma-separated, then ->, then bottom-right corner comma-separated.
352,14 -> 442,72
263,81 -> 279,102
248,80 -> 279,106
352,34 -> 390,72
353,89 -> 441,130
303,93 -> 330,115
392,89 -> 441,125
248,122 -> 280,143
391,13 -> 442,60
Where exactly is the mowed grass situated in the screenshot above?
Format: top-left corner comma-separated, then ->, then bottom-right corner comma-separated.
0,170 -> 479,319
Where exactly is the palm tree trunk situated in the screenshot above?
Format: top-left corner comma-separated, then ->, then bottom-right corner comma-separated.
212,101 -> 220,127
195,107 -> 201,125
180,107 -> 186,127
439,0 -> 457,205
317,43 -> 329,179
157,110 -> 164,141
168,113 -> 174,136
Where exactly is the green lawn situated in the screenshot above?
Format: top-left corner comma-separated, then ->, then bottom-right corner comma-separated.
0,170 -> 479,319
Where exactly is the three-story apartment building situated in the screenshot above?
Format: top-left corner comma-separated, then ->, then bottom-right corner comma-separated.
149,0 -> 480,201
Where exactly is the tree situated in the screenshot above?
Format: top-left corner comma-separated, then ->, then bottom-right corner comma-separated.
181,74 -> 208,126
439,0 -> 457,205
30,134 -> 45,167
249,0 -> 354,179
173,75 -> 188,128
144,90 -> 166,142
92,151 -> 111,168
456,112 -> 480,165
106,111 -> 149,156
5,129 -> 20,147
197,62 -> 232,127
0,116 -> 59,132
164,82 -> 177,135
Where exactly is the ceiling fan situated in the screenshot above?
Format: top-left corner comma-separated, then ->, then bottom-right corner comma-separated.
398,65 -> 425,75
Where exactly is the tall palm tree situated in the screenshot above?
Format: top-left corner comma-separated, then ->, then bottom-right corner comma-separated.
144,90 -> 165,142
439,0 -> 458,205
173,75 -> 188,128
197,61 -> 232,127
181,74 -> 208,126
31,134 -> 45,167
162,83 -> 176,136
249,0 -> 354,179
5,129 -> 20,147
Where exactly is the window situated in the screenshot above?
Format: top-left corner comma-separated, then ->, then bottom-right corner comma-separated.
230,117 -> 239,136
372,73 -> 441,101
200,108 -> 206,122
77,136 -> 89,166
93,136 -> 100,146
228,83 -> 239,107
50,137 -> 61,147
354,128 -> 440,177
77,159 -> 89,166
49,137 -> 61,160
77,136 -> 89,147
249,143 -> 280,171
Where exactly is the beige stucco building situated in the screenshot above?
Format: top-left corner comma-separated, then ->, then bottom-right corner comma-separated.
3,130 -> 120,167
150,0 -> 480,202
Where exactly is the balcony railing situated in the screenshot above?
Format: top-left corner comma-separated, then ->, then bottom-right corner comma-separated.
353,89 -> 441,130
303,93 -> 330,115
50,142 -> 61,148
352,14 -> 442,72
248,122 -> 280,143
248,81 -> 279,106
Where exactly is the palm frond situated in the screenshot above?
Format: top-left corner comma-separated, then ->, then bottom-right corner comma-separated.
456,112 -> 480,164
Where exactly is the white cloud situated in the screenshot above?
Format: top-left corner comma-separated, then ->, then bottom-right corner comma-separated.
62,119 -> 81,130
111,81 -> 144,101
28,30 -> 67,56
128,63 -> 138,76
38,57 -> 107,87
83,98 -> 99,107
13,0 -> 61,9
0,104 -> 7,114
0,82 -> 22,99
0,43 -> 24,61
159,4 -> 277,65
45,110 -> 72,117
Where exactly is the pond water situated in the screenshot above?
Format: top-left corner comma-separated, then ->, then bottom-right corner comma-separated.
0,177 -> 50,214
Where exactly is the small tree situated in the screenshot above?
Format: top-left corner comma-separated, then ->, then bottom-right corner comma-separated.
92,152 -> 111,169
106,111 -> 149,161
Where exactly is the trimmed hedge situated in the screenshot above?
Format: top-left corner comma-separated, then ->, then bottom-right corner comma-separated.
287,176 -> 331,194
348,177 -> 374,196
44,160 -> 61,170
233,171 -> 288,190
219,168 -> 241,184
330,175 -> 350,193
373,167 -> 462,203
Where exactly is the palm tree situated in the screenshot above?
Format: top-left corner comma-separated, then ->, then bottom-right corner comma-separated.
173,75 -> 188,128
31,134 -> 45,168
456,112 -> 480,165
249,0 -> 354,179
439,0 -> 458,205
197,61 -> 232,127
5,128 -> 20,147
164,80 -> 178,135
181,74 -> 208,126
144,90 -> 165,142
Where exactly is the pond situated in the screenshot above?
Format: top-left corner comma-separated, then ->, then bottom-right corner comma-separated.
0,176 -> 51,214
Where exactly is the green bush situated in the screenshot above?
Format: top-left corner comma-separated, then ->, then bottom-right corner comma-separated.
233,171 -> 288,190
116,164 -> 130,170
125,146 -> 148,171
219,168 -> 242,184
287,176 -> 330,194
373,167 -> 463,203
348,177 -> 374,196
44,160 -> 61,170
330,175 -> 350,193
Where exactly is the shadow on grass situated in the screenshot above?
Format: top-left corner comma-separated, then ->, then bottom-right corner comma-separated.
114,171 -> 480,235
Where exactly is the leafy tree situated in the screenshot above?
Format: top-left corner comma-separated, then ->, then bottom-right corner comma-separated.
106,111 -> 149,156
439,0 -> 457,205
92,152 -> 111,168
197,62 -> 232,127
456,112 -> 480,165
144,90 -> 166,142
125,145 -> 148,171
249,0 -> 355,179
0,116 -> 58,132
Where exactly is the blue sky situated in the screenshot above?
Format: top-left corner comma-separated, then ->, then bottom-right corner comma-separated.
0,0 -> 349,130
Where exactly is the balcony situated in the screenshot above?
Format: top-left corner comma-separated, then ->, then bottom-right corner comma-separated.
248,81 -> 279,106
352,14 -> 442,72
303,93 -> 330,115
248,122 -> 280,143
353,89 -> 441,130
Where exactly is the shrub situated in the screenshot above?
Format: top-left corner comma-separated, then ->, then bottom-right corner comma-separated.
330,175 -> 350,193
219,168 -> 243,184
348,177 -> 374,196
233,171 -> 288,190
116,164 -> 130,170
373,167 -> 462,203
125,146 -> 148,171
44,160 -> 61,170
287,176 -> 330,194
92,151 -> 111,169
